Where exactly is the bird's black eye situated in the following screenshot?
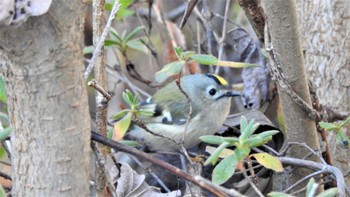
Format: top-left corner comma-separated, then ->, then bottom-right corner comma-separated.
209,88 -> 217,96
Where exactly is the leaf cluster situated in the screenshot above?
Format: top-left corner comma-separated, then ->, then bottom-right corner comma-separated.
200,116 -> 281,184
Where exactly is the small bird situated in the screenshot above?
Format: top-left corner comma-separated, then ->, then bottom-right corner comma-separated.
124,74 -> 240,152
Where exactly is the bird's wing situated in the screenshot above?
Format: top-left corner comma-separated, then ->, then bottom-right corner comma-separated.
138,82 -> 199,125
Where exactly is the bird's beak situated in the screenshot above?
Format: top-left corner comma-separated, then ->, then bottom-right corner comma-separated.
224,91 -> 240,97
217,91 -> 240,100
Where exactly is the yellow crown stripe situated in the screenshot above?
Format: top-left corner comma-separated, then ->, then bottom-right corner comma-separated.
211,74 -> 228,86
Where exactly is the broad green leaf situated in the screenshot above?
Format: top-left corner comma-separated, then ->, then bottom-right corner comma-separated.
120,140 -> 141,147
83,46 -> 94,55
250,153 -> 284,172
190,54 -> 218,65
107,128 -> 113,139
112,109 -> 129,120
126,37 -> 149,54
212,154 -> 237,185
155,61 -> 185,83
216,60 -> 257,68
113,113 -> 132,141
116,9 -> 134,20
306,178 -> 318,197
267,192 -> 295,197
105,39 -> 120,47
200,135 -> 225,145
182,51 -> 196,60
204,142 -> 230,166
316,188 -> 338,197
125,26 -> 145,42
319,122 -> 338,131
212,148 -> 249,184
0,77 -> 6,103
173,47 -> 182,60
0,127 -> 11,141
104,2 -> 113,11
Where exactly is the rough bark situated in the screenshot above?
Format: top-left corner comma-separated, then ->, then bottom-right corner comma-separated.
296,0 -> 350,185
0,2 -> 90,196
263,0 -> 321,191
92,0 -> 108,195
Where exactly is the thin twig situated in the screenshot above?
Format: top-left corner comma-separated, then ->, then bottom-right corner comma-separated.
175,77 -> 193,148
133,117 -> 179,145
278,157 -> 346,197
0,171 -> 11,181
91,142 -> 117,197
215,0 -> 231,75
88,80 -> 112,101
179,0 -> 199,29
283,170 -> 324,193
91,131 -> 243,197
241,166 -> 264,197
84,1 -> 120,78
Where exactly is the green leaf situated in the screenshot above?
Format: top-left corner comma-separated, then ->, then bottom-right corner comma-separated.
216,60 -> 257,68
0,127 -> 11,141
239,119 -> 257,141
267,192 -> 295,197
113,113 -> 132,141
339,116 -> 350,128
0,185 -> 6,197
189,54 -> 218,65
104,2 -> 113,11
109,28 -> 122,43
155,61 -> 185,83
319,122 -> 339,131
173,47 -> 182,60
250,153 -> 284,172
204,142 -> 230,166
335,130 -> 349,149
306,178 -> 318,197
112,109 -> 129,120
316,188 -> 338,197
125,26 -> 145,42
255,130 -> 280,139
126,37 -> 149,54
181,51 -> 196,60
243,135 -> 264,148
119,140 -> 141,147
212,148 -> 249,185
200,135 -> 225,145
137,108 -> 155,116
240,116 -> 248,132
122,91 -> 132,106
83,46 -> 95,55
222,137 -> 240,144
212,154 -> 237,185
105,39 -> 121,47
116,8 -> 134,21
0,77 -> 7,103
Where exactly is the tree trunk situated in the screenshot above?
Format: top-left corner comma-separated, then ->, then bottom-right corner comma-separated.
263,0 -> 321,191
0,2 -> 90,196
296,0 -> 350,185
